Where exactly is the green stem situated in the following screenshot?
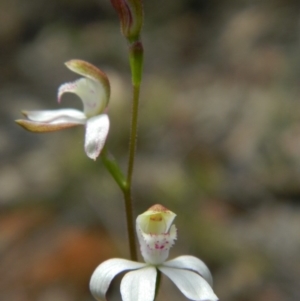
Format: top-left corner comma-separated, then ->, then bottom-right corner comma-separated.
154,269 -> 162,300
101,146 -> 137,260
127,84 -> 140,186
123,188 -> 138,261
100,146 -> 127,192
123,41 -> 144,261
101,143 -> 138,261
123,84 -> 141,261
102,41 -> 143,261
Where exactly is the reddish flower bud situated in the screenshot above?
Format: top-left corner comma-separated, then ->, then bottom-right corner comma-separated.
110,0 -> 143,43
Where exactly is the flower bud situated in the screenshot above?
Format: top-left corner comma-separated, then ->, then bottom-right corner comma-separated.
110,0 -> 143,43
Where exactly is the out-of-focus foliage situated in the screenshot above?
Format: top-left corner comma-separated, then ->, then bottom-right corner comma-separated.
1,0 -> 300,300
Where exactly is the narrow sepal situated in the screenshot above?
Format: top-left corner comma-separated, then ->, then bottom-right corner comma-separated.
120,266 -> 157,301
158,266 -> 218,301
90,258 -> 146,301
15,119 -> 81,133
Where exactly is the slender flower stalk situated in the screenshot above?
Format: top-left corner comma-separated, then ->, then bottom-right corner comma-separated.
123,190 -> 138,261
126,41 -> 143,187
109,0 -> 144,261
122,43 -> 143,261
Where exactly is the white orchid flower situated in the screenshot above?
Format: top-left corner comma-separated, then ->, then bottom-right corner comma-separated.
90,204 -> 218,301
16,60 -> 110,160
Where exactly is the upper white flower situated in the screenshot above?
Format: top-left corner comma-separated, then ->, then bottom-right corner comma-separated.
16,59 -> 110,160
90,204 -> 218,301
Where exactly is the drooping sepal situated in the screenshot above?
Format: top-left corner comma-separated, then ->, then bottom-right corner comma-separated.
84,114 -> 110,160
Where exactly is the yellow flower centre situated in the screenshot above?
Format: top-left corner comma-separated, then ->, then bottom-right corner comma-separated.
145,213 -> 166,234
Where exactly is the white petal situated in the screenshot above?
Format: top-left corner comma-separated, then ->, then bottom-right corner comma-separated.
84,114 -> 109,160
90,258 -> 146,301
58,78 -> 108,117
23,109 -> 86,123
163,255 -> 213,287
158,266 -> 218,301
120,266 -> 157,301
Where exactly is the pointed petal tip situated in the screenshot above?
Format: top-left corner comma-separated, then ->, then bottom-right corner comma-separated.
15,119 -> 44,133
15,119 -> 38,132
64,59 -> 80,70
86,148 -> 102,161
21,110 -> 28,117
64,59 -> 92,74
57,94 -> 62,104
57,82 -> 75,103
87,153 -> 98,161
64,59 -> 72,66
15,119 -> 25,127
65,59 -> 89,66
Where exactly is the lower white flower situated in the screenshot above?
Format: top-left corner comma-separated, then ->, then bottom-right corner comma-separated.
90,204 -> 218,301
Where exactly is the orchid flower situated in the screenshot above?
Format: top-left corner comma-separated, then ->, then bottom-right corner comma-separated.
90,204 -> 218,301
16,60 -> 110,160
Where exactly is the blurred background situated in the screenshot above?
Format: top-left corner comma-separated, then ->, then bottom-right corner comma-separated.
1,0 -> 300,300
